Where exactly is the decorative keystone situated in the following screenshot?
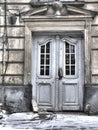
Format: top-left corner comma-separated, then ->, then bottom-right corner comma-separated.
52,1 -> 63,15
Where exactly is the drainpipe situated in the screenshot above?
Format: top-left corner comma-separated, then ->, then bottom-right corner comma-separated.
2,0 -> 8,84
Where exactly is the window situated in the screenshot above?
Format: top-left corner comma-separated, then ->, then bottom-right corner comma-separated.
65,42 -> 76,76
40,42 -> 50,76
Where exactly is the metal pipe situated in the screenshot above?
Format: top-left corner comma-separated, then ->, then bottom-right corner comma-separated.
2,0 -> 8,84
4,0 -> 7,42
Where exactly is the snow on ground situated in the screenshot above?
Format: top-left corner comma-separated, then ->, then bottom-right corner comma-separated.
0,112 -> 98,130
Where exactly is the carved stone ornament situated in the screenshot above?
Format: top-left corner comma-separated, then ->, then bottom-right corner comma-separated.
52,1 -> 63,15
20,0 -> 96,18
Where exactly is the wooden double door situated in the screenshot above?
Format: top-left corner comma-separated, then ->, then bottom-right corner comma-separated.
32,33 -> 84,111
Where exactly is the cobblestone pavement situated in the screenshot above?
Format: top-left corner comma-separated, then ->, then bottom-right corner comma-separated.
0,112 -> 98,130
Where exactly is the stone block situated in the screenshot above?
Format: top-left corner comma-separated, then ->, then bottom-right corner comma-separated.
8,38 -> 24,49
0,76 -> 2,84
0,51 -> 2,62
92,76 -> 98,84
0,42 -> 3,49
0,63 -> 2,74
4,85 -> 32,113
92,37 -> 98,49
84,85 -> 98,115
91,50 -> 98,74
4,76 -> 23,84
8,51 -> 24,62
0,86 -> 4,103
6,63 -> 23,74
91,26 -> 98,36
7,27 -> 24,37
0,16 -> 4,25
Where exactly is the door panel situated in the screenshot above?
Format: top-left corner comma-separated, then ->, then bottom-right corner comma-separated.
58,37 -> 82,110
61,83 -> 80,110
63,84 -> 78,103
32,35 -> 56,110
37,83 -> 52,105
32,33 -> 84,111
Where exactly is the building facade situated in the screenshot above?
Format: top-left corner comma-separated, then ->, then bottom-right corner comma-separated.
0,0 -> 98,114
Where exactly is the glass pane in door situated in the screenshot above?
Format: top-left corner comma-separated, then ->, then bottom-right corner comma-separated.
65,42 -> 76,76
40,42 -> 50,76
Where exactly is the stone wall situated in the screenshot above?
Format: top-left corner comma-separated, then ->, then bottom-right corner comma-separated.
91,25 -> 98,84
0,0 -> 32,112
84,1 -> 98,85
0,1 -> 26,84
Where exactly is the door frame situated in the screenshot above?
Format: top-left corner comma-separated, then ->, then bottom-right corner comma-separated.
23,17 -> 92,111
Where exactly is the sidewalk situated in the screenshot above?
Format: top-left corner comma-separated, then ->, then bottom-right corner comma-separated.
0,112 -> 98,130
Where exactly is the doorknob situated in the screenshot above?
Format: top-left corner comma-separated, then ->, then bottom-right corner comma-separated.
58,68 -> 63,80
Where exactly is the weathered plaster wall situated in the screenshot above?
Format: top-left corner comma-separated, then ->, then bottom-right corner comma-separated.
91,14 -> 98,84
82,1 -> 98,114
0,0 -> 32,113
0,1 -> 26,84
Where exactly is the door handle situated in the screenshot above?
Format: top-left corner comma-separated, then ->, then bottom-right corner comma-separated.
58,68 -> 63,80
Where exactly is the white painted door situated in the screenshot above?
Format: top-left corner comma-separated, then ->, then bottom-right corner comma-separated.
32,33 -> 84,111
